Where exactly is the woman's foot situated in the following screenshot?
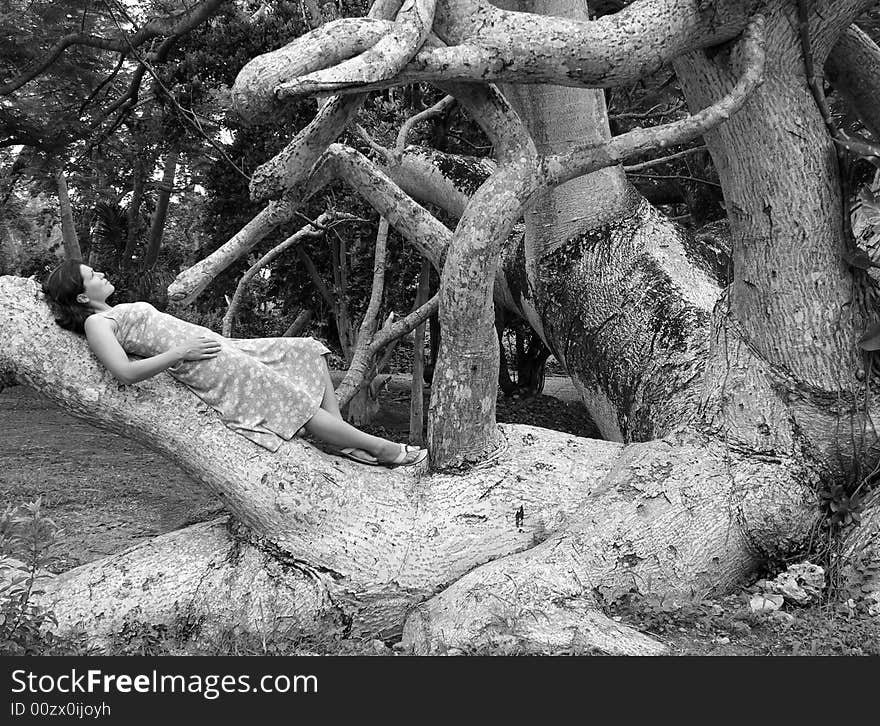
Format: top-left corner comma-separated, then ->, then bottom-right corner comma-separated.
375,442 -> 427,467
338,447 -> 378,465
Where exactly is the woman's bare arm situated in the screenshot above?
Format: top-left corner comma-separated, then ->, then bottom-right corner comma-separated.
83,315 -> 220,385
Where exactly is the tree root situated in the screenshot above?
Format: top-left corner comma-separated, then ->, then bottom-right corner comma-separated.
33,518 -> 334,649
401,437 -> 818,654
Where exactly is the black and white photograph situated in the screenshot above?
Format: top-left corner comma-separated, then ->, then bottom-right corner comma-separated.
2,0 -> 880,711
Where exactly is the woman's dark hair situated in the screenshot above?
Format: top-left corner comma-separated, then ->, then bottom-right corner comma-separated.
42,259 -> 92,334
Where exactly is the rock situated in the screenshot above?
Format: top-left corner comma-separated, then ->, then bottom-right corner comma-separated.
772,572 -> 812,605
369,639 -> 390,654
755,562 -> 825,606
749,593 -> 784,614
766,611 -> 796,626
786,562 -> 825,599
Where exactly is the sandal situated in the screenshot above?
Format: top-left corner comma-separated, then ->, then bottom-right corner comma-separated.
339,447 -> 379,465
379,444 -> 428,468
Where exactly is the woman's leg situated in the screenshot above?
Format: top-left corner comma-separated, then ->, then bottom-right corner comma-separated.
318,358 -> 343,419
304,409 -> 423,464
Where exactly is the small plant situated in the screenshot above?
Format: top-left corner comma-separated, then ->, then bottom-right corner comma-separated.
0,498 -> 86,655
110,621 -> 173,656
819,483 -> 864,528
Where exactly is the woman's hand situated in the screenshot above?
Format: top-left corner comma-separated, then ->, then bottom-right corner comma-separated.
173,336 -> 222,361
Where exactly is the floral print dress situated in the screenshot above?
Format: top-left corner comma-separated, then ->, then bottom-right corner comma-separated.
97,302 -> 330,451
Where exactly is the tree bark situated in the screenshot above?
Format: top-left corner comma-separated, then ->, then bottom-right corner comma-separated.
143,148 -> 179,270
673,0 -> 875,470
55,167 -> 82,260
410,258 -> 431,445
283,308 -> 313,337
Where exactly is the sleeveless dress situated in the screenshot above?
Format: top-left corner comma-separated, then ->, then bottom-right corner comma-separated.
97,302 -> 331,452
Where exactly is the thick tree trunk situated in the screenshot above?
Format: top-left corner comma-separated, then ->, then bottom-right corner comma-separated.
673,0 -> 876,470
458,0 -> 723,443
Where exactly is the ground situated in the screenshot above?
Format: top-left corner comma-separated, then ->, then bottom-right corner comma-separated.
2,373 -> 879,656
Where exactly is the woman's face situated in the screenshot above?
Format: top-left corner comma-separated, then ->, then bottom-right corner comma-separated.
78,265 -> 115,305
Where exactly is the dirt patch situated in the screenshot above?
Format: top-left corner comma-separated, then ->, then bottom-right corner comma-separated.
0,386 -> 224,571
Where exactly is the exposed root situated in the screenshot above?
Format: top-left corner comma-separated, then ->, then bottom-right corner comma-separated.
33,518 -> 333,649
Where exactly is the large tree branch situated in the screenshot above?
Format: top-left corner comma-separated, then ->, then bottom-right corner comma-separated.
307,144 -> 452,267
3,273 -> 643,640
381,146 -> 495,217
168,144 -> 450,303
282,0 -> 437,96
423,80 -> 538,466
543,14 -> 765,188
267,0 -> 759,101
168,198 -> 300,304
249,95 -> 365,202
232,0 -> 404,124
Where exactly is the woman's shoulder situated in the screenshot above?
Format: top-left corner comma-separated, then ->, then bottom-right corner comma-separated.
107,301 -> 156,314
87,302 -> 149,324
84,309 -> 118,332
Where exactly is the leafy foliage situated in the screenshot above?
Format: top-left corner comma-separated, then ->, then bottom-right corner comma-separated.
0,498 -> 89,655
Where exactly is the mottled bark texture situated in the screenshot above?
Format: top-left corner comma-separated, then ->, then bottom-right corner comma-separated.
6,0 -> 880,654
